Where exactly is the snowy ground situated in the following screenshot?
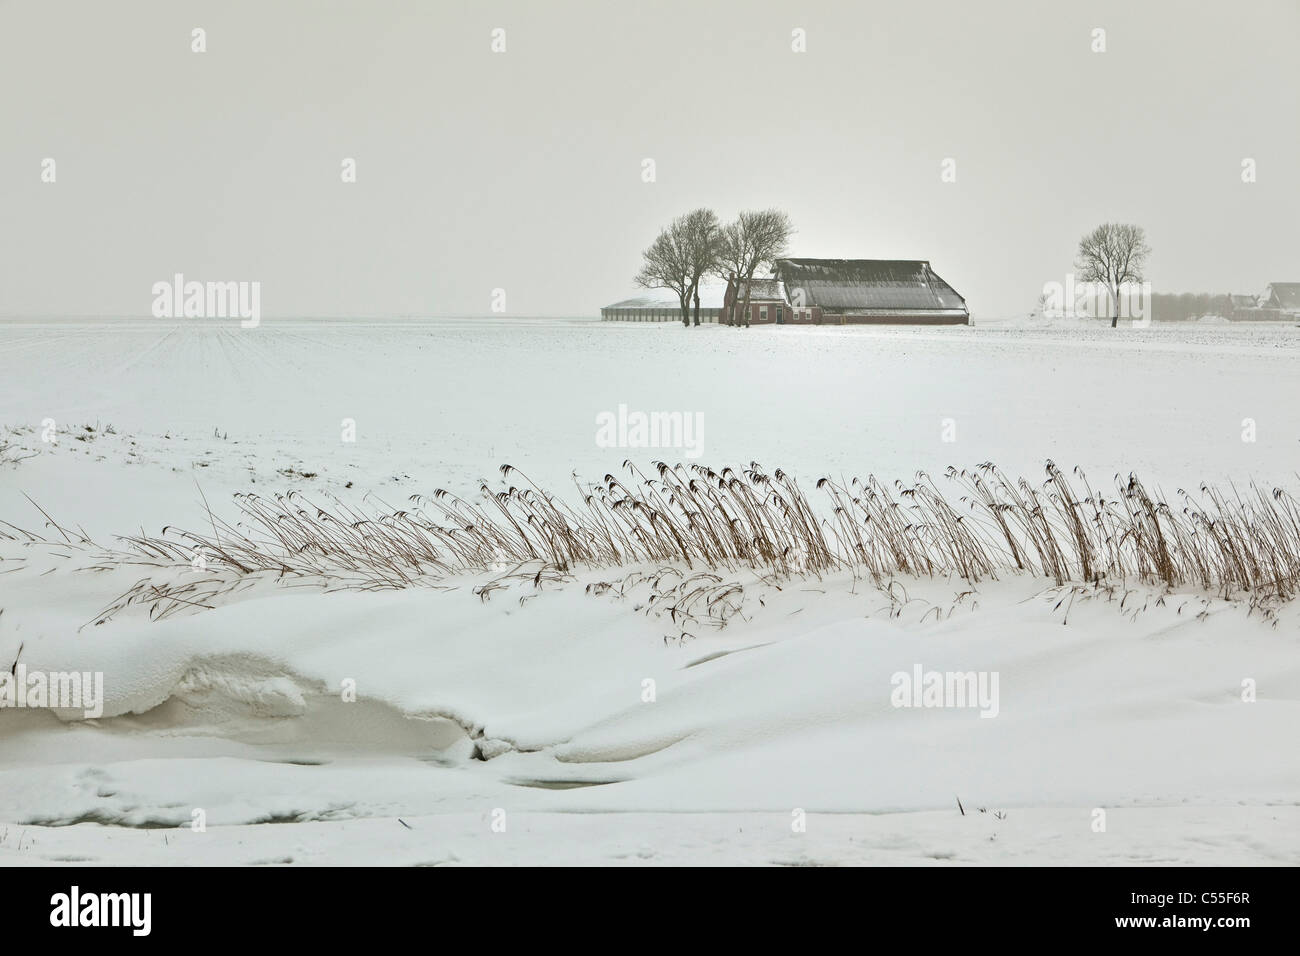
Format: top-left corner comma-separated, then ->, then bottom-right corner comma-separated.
1,316 -> 1298,865
3,315 -> 1300,537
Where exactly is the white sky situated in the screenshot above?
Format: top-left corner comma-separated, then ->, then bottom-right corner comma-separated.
1,0 -> 1296,318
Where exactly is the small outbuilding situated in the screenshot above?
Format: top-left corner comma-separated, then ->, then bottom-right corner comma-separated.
600,283 -> 727,322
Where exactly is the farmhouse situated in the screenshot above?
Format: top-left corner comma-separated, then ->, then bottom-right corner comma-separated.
719,277 -> 791,325
1260,282 -> 1300,317
768,259 -> 969,325
601,259 -> 971,325
1230,282 -> 1300,321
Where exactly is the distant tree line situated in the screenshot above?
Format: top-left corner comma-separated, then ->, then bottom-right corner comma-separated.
635,209 -> 794,327
1036,287 -> 1241,322
1147,293 -> 1235,322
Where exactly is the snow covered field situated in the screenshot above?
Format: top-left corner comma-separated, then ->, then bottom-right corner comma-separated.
4,316 -> 1300,534
1,316 -> 1298,866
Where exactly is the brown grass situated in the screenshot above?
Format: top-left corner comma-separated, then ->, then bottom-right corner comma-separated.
58,460 -> 1300,605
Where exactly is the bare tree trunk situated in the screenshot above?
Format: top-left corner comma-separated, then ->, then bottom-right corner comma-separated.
692,286 -> 700,326
681,294 -> 690,327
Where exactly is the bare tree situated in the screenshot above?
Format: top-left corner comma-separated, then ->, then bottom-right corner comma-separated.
714,209 -> 793,328
681,209 -> 721,327
1075,223 -> 1151,328
635,224 -> 692,326
635,209 -> 722,328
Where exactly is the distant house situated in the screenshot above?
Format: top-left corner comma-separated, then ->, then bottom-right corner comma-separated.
719,277 -> 790,325
770,259 -> 970,325
1230,282 -> 1300,322
1260,282 -> 1300,316
1228,293 -> 1260,311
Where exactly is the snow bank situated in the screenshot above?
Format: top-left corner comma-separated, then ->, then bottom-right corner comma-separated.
2,541 -> 1297,850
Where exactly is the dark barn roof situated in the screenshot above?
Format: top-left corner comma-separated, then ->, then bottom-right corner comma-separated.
772,258 -> 967,314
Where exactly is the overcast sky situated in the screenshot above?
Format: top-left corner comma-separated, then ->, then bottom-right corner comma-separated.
1,0 -> 1296,318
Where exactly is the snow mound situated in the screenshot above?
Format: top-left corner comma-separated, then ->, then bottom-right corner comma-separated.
2,551 -> 1298,831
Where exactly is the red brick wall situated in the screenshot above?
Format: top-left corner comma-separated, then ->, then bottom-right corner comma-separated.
723,296 -> 788,324
783,306 -> 820,324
